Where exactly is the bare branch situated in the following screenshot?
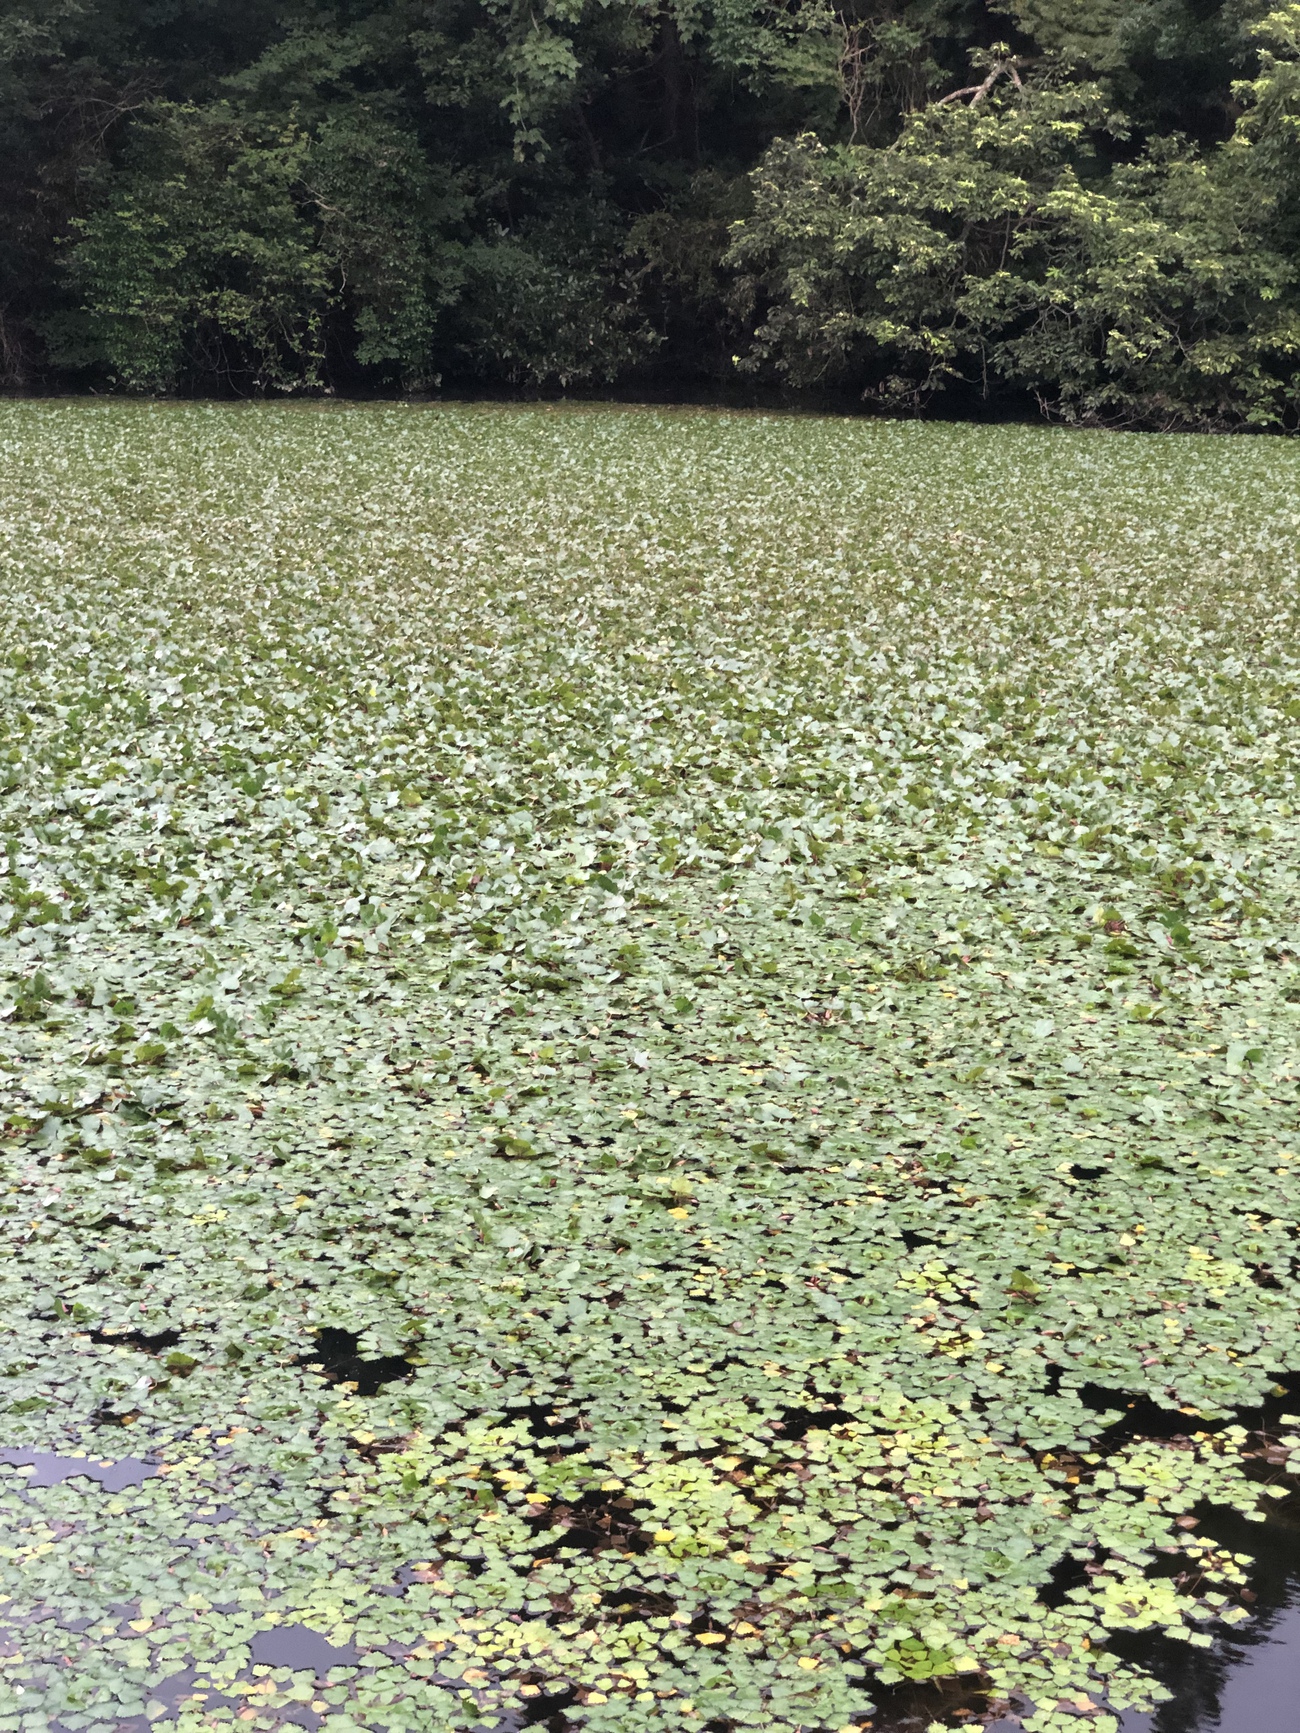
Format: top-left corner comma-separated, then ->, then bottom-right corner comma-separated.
937,55 -> 1026,107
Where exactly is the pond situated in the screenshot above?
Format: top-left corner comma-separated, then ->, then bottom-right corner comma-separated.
3,403 -> 1300,1733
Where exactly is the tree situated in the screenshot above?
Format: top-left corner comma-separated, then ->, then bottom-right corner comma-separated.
0,0 -> 1295,418
729,60 -> 1300,425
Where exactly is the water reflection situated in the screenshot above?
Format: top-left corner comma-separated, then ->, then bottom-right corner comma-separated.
249,1624 -> 360,1671
0,1447 -> 158,1491
858,1502 -> 1300,1733
1118,1503 -> 1300,1733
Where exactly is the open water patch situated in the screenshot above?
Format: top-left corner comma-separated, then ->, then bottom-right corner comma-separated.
249,1622 -> 361,1671
296,1326 -> 416,1395
1116,1500 -> 1300,1733
0,1448 -> 159,1490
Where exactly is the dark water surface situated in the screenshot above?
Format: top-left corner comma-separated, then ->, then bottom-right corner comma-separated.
1116,1503 -> 1300,1733
0,1447 -> 158,1491
840,1500 -> 1300,1733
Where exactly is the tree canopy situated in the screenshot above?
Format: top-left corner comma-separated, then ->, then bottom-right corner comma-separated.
2,0 -> 1299,424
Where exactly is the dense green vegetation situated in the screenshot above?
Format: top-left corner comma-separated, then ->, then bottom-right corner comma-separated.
1,403 -> 1299,1731
4,0 -> 1300,424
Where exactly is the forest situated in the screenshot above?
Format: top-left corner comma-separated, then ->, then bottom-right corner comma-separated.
3,0 -> 1300,426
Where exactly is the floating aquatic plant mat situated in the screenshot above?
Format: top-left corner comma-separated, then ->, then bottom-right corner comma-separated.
1,403 -> 1298,1733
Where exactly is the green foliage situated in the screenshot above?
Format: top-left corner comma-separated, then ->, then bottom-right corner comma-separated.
51,103 -> 328,393
1235,4 -> 1300,231
730,69 -> 1300,425
310,109 -> 469,379
0,0 -> 1295,412
459,207 -> 659,387
0,403 -> 1299,1728
50,100 -> 469,393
